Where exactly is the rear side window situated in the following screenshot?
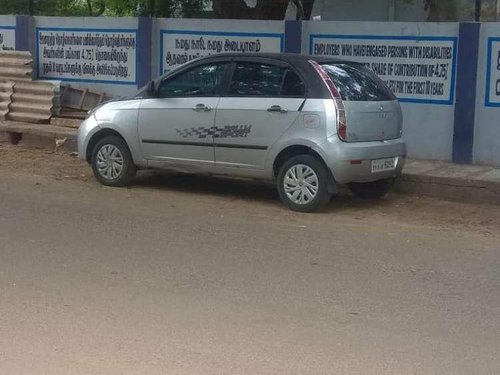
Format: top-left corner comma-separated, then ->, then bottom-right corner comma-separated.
281,69 -> 306,97
321,63 -> 395,102
228,63 -> 305,97
229,62 -> 285,97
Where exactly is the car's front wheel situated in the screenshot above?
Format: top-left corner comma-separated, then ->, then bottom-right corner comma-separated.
277,155 -> 331,213
91,135 -> 136,187
348,178 -> 395,199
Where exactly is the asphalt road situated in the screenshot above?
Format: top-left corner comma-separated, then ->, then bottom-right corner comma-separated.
0,161 -> 499,374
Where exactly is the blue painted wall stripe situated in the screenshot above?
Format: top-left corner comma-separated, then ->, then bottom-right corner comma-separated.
137,17 -> 153,88
284,20 -> 302,54
453,22 -> 481,164
15,15 -> 30,51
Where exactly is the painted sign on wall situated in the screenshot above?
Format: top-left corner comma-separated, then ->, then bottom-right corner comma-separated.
0,26 -> 15,50
36,27 -> 137,84
309,34 -> 457,105
160,30 -> 284,74
484,37 -> 500,107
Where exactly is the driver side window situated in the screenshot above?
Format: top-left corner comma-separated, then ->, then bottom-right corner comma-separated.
158,63 -> 228,98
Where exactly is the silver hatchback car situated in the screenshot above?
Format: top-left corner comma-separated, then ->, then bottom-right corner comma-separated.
78,53 -> 406,212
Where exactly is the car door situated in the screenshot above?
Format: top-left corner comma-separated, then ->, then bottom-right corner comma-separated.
214,59 -> 306,170
138,62 -> 229,165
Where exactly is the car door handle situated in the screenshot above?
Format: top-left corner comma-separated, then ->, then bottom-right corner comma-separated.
193,104 -> 212,112
267,105 -> 288,114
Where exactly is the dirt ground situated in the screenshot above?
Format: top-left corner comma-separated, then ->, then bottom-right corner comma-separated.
0,143 -> 90,182
1,142 -> 499,237
1,142 -> 499,375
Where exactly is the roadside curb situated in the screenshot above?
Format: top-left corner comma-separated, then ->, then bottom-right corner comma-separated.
0,121 -> 77,152
397,159 -> 500,205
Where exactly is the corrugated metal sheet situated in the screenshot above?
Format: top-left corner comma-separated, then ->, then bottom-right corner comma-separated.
0,51 -> 60,124
7,81 -> 56,123
43,80 -> 62,116
0,51 -> 33,82
0,80 -> 14,120
0,51 -> 101,125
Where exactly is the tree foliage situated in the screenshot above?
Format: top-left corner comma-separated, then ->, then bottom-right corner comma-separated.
211,0 -> 314,20
0,0 -> 105,16
0,0 -> 207,17
0,0 -> 305,18
0,0 -> 493,22
424,0 -> 459,21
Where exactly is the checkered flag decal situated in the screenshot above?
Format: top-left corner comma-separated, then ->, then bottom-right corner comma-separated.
176,125 -> 252,139
176,127 -> 214,139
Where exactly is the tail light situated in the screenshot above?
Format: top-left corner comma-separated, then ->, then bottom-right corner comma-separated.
309,60 -> 347,141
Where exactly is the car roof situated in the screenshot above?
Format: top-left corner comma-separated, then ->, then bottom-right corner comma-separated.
201,52 -> 353,65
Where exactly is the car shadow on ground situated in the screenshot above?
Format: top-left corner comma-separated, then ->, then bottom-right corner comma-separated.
131,170 -> 395,213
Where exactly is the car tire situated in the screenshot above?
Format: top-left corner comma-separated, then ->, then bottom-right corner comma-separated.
348,178 -> 395,199
277,155 -> 331,213
91,135 -> 136,187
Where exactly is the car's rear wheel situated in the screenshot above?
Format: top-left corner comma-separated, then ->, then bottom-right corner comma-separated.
277,155 -> 331,212
348,178 -> 395,199
91,135 -> 136,187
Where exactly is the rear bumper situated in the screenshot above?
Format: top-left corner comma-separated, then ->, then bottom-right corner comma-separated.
317,136 -> 407,184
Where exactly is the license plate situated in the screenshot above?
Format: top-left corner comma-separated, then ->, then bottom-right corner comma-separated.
371,157 -> 397,173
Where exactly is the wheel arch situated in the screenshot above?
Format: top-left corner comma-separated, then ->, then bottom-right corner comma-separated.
85,128 -> 128,164
272,144 -> 338,194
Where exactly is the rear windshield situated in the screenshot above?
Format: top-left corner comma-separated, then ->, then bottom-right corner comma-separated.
321,63 -> 396,102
